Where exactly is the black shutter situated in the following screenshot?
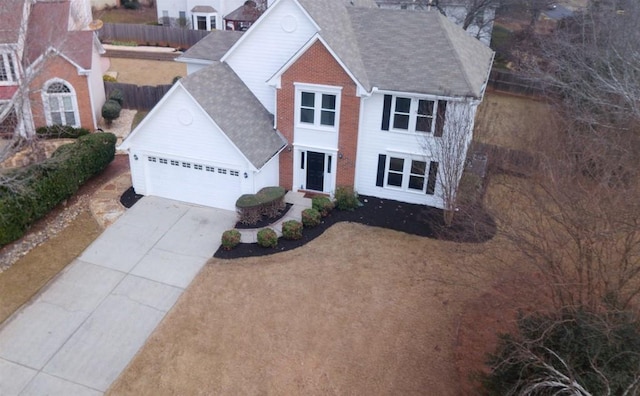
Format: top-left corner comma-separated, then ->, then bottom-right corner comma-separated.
426,161 -> 438,195
434,100 -> 447,137
381,95 -> 392,131
376,154 -> 386,187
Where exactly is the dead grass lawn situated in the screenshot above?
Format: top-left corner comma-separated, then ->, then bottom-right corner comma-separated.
107,58 -> 186,86
108,223 -> 497,395
94,6 -> 157,25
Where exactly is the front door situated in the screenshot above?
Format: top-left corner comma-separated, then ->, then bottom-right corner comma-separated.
306,151 -> 325,191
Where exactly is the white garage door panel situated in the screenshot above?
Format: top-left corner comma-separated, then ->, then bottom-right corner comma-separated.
145,156 -> 241,210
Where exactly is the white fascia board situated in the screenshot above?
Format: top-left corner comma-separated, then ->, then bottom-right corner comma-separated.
174,57 -> 214,65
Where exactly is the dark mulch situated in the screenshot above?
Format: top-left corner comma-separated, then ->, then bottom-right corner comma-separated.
213,195 -> 496,260
119,188 -> 496,260
234,204 -> 293,229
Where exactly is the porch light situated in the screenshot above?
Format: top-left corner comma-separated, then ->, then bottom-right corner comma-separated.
244,172 -> 248,179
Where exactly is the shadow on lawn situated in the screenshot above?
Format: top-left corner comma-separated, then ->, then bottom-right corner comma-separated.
121,188 -> 495,259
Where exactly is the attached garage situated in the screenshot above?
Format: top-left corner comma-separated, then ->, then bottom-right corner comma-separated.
143,154 -> 242,210
118,63 -> 287,211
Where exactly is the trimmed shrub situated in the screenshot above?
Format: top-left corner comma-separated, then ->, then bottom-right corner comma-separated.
108,88 -> 124,106
281,220 -> 303,240
334,186 -> 360,211
103,74 -> 117,82
301,208 -> 321,228
172,76 -> 182,84
123,0 -> 140,9
236,186 -> 286,225
0,133 -> 116,246
312,196 -> 334,217
257,228 -> 278,248
102,99 -> 121,126
36,125 -> 90,139
221,229 -> 241,250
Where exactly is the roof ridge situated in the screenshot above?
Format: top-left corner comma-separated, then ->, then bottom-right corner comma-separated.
434,11 -> 475,97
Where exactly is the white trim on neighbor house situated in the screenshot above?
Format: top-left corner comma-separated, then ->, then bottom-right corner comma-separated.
41,78 -> 80,127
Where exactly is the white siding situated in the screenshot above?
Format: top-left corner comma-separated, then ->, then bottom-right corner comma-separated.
88,44 -> 106,129
125,86 -> 249,168
253,154 -> 280,191
224,0 -> 318,113
354,93 -> 475,209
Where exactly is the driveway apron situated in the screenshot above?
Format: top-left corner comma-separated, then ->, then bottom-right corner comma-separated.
0,197 -> 236,395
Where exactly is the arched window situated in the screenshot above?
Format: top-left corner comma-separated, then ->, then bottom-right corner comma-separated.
43,80 -> 79,127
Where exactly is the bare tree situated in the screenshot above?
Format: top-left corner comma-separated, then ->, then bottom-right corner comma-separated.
421,100 -> 476,227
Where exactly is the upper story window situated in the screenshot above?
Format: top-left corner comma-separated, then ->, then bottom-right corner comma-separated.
382,94 -> 447,136
43,80 -> 79,127
296,84 -> 341,130
0,53 -> 18,84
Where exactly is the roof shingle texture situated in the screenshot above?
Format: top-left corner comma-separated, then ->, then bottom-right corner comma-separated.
180,62 -> 286,169
0,0 -> 26,44
179,30 -> 244,62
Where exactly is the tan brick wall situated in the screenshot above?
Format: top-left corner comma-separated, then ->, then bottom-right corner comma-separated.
29,55 -> 94,130
277,40 -> 360,190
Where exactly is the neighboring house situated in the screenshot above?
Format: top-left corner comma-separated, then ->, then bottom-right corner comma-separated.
156,0 -> 271,31
224,1 -> 264,31
0,0 -> 106,137
376,0 -> 495,46
120,0 -> 493,211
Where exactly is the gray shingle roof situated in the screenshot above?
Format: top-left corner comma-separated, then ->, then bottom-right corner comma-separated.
347,7 -> 493,97
297,0 -> 493,98
180,62 -> 286,169
178,30 -> 244,62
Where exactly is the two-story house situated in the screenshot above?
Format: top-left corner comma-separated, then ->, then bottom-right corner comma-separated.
156,0 -> 271,31
0,0 -> 106,137
120,0 -> 494,211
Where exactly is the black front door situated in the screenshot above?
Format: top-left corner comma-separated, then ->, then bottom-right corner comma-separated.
306,151 -> 325,191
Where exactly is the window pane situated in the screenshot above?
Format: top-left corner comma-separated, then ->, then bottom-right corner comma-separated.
321,94 -> 336,110
65,111 -> 75,126
389,157 -> 404,171
51,112 -> 62,125
62,96 -> 73,110
416,116 -> 432,132
49,97 -> 59,109
0,59 -> 6,81
387,172 -> 403,187
411,160 -> 426,175
300,108 -> 314,123
47,82 -> 70,93
393,114 -> 409,130
409,175 -> 425,190
320,110 -> 335,126
417,100 -> 434,116
395,97 -> 411,113
301,92 -> 314,107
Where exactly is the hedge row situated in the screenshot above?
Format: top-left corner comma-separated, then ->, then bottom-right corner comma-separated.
0,132 -> 117,246
236,186 -> 286,225
35,125 -> 91,139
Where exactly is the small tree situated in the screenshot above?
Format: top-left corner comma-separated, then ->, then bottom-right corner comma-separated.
481,307 -> 640,396
102,99 -> 122,126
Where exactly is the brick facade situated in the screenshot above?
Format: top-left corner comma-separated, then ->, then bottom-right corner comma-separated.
277,40 -> 360,191
29,55 -> 94,130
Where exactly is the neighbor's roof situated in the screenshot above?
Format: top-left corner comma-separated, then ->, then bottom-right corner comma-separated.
180,63 -> 286,169
191,5 -> 217,13
25,1 -> 93,69
178,30 -> 244,62
0,0 -> 27,44
347,7 -> 494,97
224,2 -> 263,22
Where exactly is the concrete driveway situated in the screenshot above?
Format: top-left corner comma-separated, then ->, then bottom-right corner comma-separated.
0,197 -> 236,395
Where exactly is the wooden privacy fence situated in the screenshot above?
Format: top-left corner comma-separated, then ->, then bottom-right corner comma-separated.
105,82 -> 172,111
488,70 -> 545,97
471,141 -> 539,177
98,23 -> 210,48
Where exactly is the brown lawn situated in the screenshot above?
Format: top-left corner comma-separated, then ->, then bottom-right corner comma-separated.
93,5 -> 157,25
108,223 -> 498,395
106,58 -> 186,86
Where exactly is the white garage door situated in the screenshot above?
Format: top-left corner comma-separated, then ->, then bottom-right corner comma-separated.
144,155 -> 242,210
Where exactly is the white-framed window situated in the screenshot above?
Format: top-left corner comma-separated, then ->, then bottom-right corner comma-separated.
192,12 -> 217,30
0,53 -> 17,84
382,94 -> 447,136
376,154 -> 439,195
42,80 -> 79,127
295,84 -> 341,130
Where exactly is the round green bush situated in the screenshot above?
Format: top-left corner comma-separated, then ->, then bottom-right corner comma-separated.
281,220 -> 303,240
221,229 -> 241,250
335,186 -> 360,211
102,99 -> 121,125
301,208 -> 321,228
312,196 -> 335,217
108,88 -> 124,106
257,228 -> 278,248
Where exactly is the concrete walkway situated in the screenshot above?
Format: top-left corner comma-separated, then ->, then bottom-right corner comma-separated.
0,197 -> 236,395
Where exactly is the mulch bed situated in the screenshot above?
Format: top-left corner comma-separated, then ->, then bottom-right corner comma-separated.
213,195 -> 496,259
120,189 -> 496,260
